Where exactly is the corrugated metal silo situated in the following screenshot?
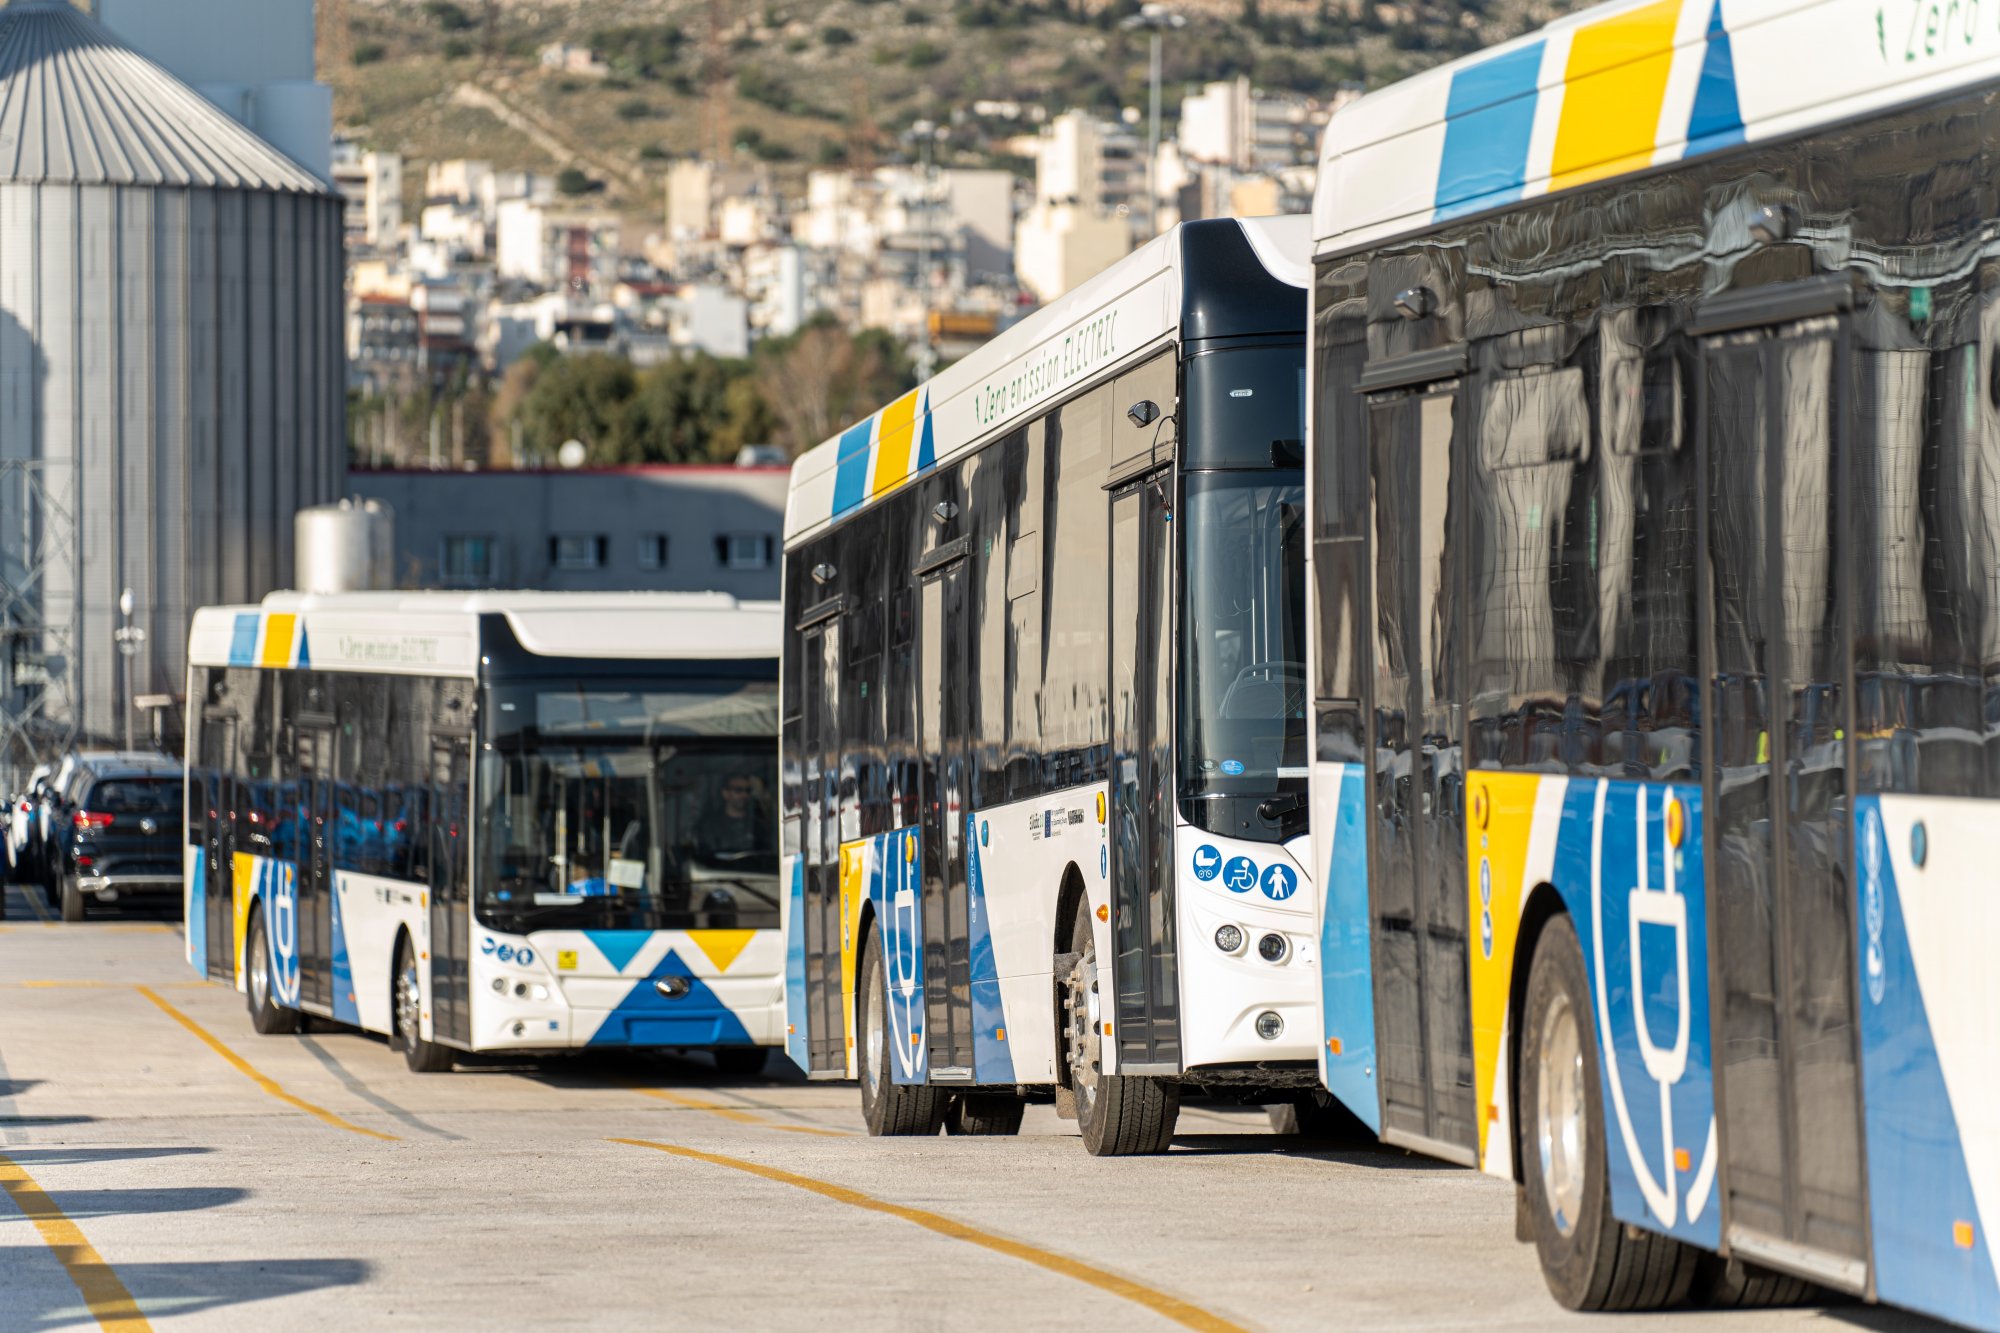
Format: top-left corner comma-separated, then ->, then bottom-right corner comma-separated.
0,0 -> 344,774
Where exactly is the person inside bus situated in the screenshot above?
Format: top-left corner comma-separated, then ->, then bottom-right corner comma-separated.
564,855 -> 611,897
692,774 -> 772,860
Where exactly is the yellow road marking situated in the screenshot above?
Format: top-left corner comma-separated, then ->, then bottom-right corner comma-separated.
0,1152 -> 152,1330
611,1138 -> 1244,1332
134,986 -> 399,1142
621,1083 -> 851,1137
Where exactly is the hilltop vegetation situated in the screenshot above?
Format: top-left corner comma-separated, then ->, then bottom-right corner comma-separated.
335,0 -> 1580,214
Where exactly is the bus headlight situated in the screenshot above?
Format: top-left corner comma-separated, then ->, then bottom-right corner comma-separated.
1255,1011 -> 1284,1040
1257,932 -> 1288,963
512,981 -> 548,1001
1214,924 -> 1244,953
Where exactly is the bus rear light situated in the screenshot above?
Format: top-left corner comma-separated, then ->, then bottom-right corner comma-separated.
73,811 -> 114,832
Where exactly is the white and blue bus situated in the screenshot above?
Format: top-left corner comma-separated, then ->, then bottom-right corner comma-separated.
1307,1 -> 2000,1323
781,218 -> 1324,1154
184,591 -> 784,1074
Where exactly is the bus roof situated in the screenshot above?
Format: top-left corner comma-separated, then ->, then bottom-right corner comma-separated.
1312,0 -> 2000,258
784,215 -> 1309,547
187,590 -> 780,676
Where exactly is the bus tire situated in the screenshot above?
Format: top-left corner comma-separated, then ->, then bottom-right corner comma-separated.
945,1093 -> 1025,1136
58,871 -> 84,922
1521,913 -> 1695,1311
1065,898 -> 1179,1156
1266,1092 -> 1370,1141
245,907 -> 300,1035
392,934 -> 455,1073
1691,1252 -> 1815,1309
857,924 -> 944,1136
712,1046 -> 769,1079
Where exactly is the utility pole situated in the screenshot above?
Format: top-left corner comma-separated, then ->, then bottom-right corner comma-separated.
114,589 -> 145,752
1121,4 -> 1186,241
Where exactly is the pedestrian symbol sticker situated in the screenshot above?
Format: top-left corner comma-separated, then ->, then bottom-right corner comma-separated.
1260,864 -> 1297,901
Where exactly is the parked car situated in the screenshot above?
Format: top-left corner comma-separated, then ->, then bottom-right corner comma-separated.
47,753 -> 183,922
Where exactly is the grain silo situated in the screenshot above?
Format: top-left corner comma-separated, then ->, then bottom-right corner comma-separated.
0,0 -> 344,775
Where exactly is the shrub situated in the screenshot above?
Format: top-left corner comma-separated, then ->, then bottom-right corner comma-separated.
352,41 -> 387,66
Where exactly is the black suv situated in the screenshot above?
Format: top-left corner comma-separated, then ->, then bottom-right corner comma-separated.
51,755 -> 183,922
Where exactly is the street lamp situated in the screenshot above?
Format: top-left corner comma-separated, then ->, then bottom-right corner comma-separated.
114,588 -> 146,751
1121,2 -> 1186,242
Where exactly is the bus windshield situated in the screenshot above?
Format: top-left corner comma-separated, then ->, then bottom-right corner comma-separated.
1179,345 -> 1308,841
477,676 -> 780,934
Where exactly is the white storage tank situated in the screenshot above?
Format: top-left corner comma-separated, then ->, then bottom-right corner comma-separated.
295,500 -> 396,594
0,0 -> 345,777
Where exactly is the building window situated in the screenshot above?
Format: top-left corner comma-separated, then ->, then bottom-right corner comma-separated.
441,535 -> 497,585
637,535 -> 669,570
716,534 -> 775,570
550,535 -> 607,570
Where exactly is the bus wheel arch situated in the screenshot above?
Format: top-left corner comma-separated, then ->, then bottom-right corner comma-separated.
243,899 -> 299,1036
391,927 -> 454,1073
1508,881 -> 1567,1186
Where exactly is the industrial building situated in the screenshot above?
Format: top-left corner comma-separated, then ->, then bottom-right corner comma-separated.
0,0 -> 345,780
346,466 -> 790,602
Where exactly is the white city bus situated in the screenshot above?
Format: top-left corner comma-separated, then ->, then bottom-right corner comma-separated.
781,218 -> 1325,1153
184,591 -> 783,1073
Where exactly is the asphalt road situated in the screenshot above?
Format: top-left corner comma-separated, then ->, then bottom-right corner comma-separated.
0,884 -> 1938,1331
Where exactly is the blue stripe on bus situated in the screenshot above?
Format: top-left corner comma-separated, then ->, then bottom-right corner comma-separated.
228,613 -> 260,666
188,846 -> 208,979
585,930 -> 650,974
1434,41 -> 1543,220
914,408 -> 936,472
831,418 -> 874,516
586,949 -> 754,1048
785,859 -> 810,1073
1319,763 -> 1378,1131
965,814 -> 1015,1086
1684,1 -> 1744,154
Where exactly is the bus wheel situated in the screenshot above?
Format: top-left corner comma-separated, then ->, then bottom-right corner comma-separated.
945,1093 -> 1025,1136
711,1046 -> 769,1079
245,908 -> 299,1036
857,925 -> 944,1136
392,935 -> 454,1073
1522,913 -> 1695,1311
58,871 -> 84,922
1691,1252 -> 1815,1309
1064,899 -> 1178,1156
1266,1092 -> 1370,1141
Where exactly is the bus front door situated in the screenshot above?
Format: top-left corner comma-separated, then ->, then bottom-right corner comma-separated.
1363,382 -> 1476,1163
295,719 -> 336,1013
1107,469 -> 1180,1073
799,619 -> 847,1075
918,556 -> 975,1081
197,709 -> 237,980
1700,317 -> 1867,1289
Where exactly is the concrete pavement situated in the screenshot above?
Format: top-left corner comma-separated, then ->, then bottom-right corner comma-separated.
0,884 -> 1931,1331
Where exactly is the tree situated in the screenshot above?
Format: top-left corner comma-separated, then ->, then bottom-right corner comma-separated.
752,316 -> 916,456
555,167 -> 595,195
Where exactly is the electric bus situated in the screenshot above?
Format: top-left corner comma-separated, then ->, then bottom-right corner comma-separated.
185,591 -> 783,1074
1306,1 -> 2000,1324
782,217 -> 1322,1154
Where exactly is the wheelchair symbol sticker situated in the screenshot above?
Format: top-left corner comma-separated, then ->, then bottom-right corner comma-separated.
1222,856 -> 1258,894
1259,864 -> 1297,901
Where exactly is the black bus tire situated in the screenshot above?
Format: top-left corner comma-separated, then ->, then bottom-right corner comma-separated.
1691,1252 -> 1816,1309
245,907 -> 300,1035
1066,898 -> 1178,1156
59,871 -> 85,923
1520,913 -> 1696,1311
393,934 -> 455,1073
945,1093 -> 1026,1136
857,924 -> 944,1136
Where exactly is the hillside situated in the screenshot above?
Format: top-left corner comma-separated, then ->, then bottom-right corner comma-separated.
332,0 -> 1582,218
